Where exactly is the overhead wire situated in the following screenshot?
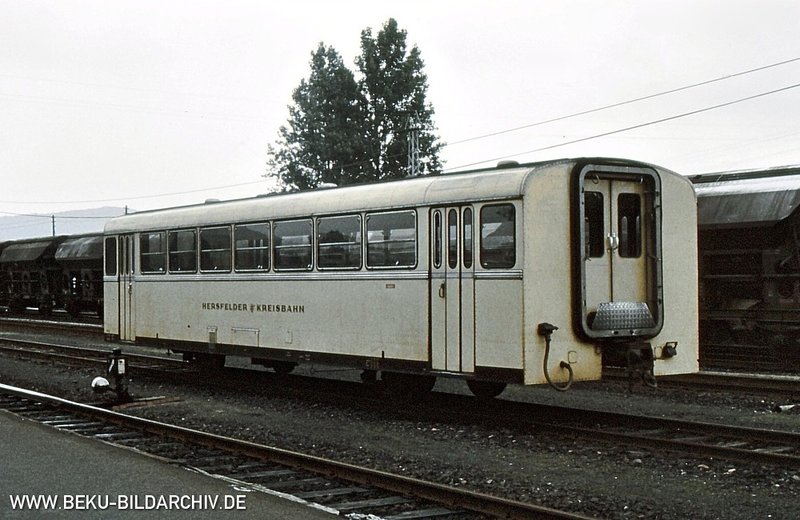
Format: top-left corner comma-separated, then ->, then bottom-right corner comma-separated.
0,180 -> 265,206
446,56 -> 800,146
446,81 -> 800,171
3,56 -> 800,206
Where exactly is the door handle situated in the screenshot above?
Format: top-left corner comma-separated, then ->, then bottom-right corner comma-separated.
438,282 -> 446,298
127,282 -> 132,295
607,232 -> 619,252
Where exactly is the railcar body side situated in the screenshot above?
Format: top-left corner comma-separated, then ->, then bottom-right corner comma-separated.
103,158 -> 699,389
690,166 -> 800,369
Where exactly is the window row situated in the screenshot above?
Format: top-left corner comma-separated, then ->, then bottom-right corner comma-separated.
137,210 -> 417,274
105,204 -> 518,276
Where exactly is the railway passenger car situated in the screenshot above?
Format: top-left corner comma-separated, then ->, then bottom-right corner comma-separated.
690,166 -> 800,371
103,158 -> 699,395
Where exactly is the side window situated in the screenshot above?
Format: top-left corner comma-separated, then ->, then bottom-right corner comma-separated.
317,215 -> 362,269
234,223 -> 270,271
168,229 -> 197,273
480,204 -> 516,269
140,232 -> 166,273
274,219 -> 312,270
584,191 -> 605,258
618,193 -> 641,258
366,210 -> 417,268
104,237 -> 117,276
200,226 -> 231,272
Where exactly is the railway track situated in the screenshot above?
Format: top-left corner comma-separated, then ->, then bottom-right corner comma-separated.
0,313 -> 103,334
509,402 -> 800,468
2,335 -> 799,470
7,314 -> 800,380
5,316 -> 800,395
0,383 -> 592,520
4,331 -> 800,405
0,335 -> 185,373
604,367 -> 800,396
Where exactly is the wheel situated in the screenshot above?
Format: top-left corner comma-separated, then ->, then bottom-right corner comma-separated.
8,299 -> 25,315
66,300 -> 81,318
192,353 -> 225,372
271,361 -> 296,375
383,372 -> 436,400
466,379 -> 507,399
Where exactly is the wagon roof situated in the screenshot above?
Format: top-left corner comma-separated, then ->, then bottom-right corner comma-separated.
55,234 -> 104,262
0,240 -> 54,263
689,165 -> 800,227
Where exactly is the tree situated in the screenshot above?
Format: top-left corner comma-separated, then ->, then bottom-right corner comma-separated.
356,18 -> 442,181
266,43 -> 368,191
266,19 -> 442,190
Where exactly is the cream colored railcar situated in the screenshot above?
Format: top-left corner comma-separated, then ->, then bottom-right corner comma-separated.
103,158 -> 698,396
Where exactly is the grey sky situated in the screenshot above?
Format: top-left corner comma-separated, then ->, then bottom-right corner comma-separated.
2,0 -> 800,221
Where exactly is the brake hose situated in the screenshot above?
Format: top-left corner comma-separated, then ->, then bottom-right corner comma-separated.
538,323 -> 574,392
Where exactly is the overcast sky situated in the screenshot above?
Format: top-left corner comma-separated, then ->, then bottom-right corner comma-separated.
2,0 -> 800,227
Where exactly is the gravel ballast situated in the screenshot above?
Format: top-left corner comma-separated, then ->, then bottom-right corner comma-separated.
1,351 -> 798,519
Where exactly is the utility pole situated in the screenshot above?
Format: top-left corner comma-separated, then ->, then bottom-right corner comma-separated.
51,215 -> 55,236
406,114 -> 421,177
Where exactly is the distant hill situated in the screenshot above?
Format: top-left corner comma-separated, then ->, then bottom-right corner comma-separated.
0,207 -> 127,241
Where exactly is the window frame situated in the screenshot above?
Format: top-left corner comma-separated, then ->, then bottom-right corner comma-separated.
234,222 -> 271,272
583,191 -> 605,259
316,214 -> 363,270
617,193 -> 642,258
104,237 -> 117,276
273,218 -> 313,271
463,207 -> 473,269
199,225 -> 232,273
365,209 -> 418,270
168,228 -> 197,274
479,203 -> 517,269
139,231 -> 167,274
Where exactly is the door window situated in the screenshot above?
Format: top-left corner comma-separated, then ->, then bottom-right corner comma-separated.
448,209 -> 458,269
584,191 -> 605,258
617,193 -> 642,258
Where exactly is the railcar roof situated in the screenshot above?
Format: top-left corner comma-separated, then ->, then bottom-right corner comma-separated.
104,162 -> 536,233
689,165 -> 800,228
104,158 -> 672,233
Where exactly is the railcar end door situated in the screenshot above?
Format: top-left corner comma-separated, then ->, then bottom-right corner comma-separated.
430,207 -> 475,372
577,165 -> 662,338
583,180 -> 648,305
119,234 -> 135,341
